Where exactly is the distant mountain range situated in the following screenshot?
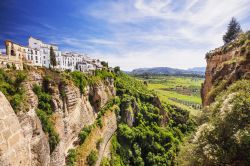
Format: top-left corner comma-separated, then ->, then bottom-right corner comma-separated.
129,67 -> 205,76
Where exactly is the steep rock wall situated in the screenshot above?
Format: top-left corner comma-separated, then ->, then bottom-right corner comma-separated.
0,69 -> 116,166
50,78 -> 115,166
202,33 -> 250,106
0,92 -> 31,166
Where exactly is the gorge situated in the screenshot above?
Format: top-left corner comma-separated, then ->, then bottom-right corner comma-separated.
0,31 -> 250,166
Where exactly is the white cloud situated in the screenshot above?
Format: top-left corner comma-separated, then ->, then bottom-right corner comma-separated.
73,0 -> 250,70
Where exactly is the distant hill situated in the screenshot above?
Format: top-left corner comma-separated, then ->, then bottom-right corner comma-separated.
187,67 -> 206,73
130,67 -> 205,76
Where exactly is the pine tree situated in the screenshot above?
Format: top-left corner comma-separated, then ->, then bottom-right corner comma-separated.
50,46 -> 57,68
223,17 -> 242,44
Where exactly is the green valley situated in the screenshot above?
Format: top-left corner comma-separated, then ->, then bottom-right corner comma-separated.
134,75 -> 203,116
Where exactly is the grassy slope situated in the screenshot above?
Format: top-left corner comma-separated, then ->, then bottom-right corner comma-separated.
135,75 -> 203,117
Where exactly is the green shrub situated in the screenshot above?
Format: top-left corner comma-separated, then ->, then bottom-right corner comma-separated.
94,69 -> 114,80
0,69 -> 27,112
33,84 -> 53,115
70,71 -> 88,94
190,80 -> 250,165
87,150 -> 98,166
100,157 -> 111,166
10,94 -> 23,110
66,149 -> 77,166
79,126 -> 92,144
101,61 -> 108,68
96,138 -> 103,150
96,119 -> 103,128
114,66 -> 121,75
33,81 -> 59,153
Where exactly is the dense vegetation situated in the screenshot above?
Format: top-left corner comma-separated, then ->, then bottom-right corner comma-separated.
64,71 -> 196,166
101,73 -> 196,165
69,70 -> 115,94
0,69 -> 27,112
33,82 -> 60,153
0,67 -> 196,165
180,80 -> 250,165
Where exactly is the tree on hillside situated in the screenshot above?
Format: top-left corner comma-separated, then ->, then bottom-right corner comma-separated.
114,66 -> 121,74
223,17 -> 242,44
101,61 -> 108,68
50,46 -> 57,68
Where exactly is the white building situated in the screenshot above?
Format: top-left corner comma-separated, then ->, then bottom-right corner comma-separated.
2,37 -> 103,72
27,37 -> 61,68
60,52 -> 85,71
60,52 -> 102,72
76,62 -> 95,72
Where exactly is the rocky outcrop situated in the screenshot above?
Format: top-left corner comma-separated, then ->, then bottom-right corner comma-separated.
89,78 -> 116,111
0,92 -> 30,166
202,32 -> 250,106
0,70 -> 51,166
0,68 -> 116,166
18,109 -> 50,166
50,78 -> 115,166
50,85 -> 96,166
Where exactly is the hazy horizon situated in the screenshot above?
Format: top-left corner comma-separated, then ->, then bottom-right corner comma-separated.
1,0 -> 250,70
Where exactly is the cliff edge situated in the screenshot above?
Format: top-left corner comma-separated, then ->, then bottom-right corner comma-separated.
202,31 -> 250,106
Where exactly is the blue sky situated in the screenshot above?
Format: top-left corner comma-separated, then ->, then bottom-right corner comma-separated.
0,0 -> 249,70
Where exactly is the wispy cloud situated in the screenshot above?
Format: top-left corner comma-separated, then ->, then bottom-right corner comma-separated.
71,0 -> 249,70
2,0 -> 249,70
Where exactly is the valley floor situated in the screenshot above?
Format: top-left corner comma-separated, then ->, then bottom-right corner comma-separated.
134,75 -> 203,117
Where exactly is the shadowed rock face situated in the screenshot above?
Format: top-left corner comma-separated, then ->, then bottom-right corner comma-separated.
202,35 -> 250,106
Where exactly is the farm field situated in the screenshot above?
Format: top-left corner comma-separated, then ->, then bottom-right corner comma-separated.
134,75 -> 204,116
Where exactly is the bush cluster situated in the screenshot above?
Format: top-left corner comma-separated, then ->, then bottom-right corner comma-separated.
87,150 -> 98,166
190,80 -> 250,165
79,126 -> 92,144
0,69 -> 27,112
33,84 -> 59,152
66,149 -> 77,166
103,73 -> 196,165
70,71 -> 88,94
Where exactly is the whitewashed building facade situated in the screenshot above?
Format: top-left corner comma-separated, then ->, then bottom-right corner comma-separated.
23,37 -> 103,72
26,37 -> 62,68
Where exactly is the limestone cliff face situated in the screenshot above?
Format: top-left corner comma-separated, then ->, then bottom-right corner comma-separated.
0,92 -> 31,166
89,77 -> 116,111
0,70 -> 116,166
202,32 -> 250,106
